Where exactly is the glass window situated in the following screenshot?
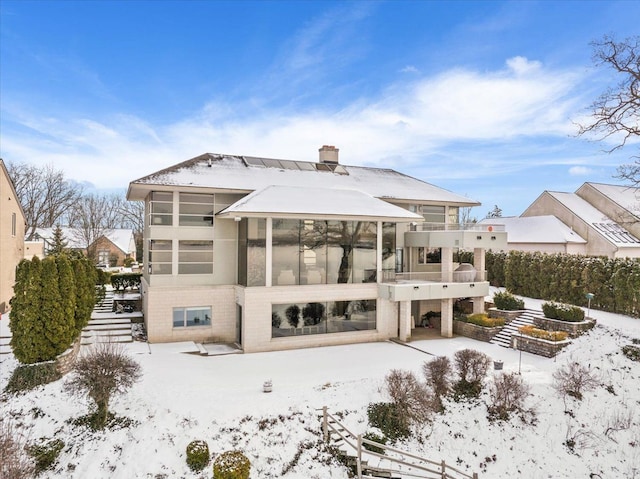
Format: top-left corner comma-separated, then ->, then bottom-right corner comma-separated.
327,220 -> 353,284
421,205 -> 446,224
272,299 -> 375,338
418,247 -> 441,264
272,219 -> 301,285
149,240 -> 172,274
179,193 -> 214,226
150,192 -> 173,226
301,220 -> 327,285
178,240 -> 213,274
11,212 -> 16,236
353,222 -> 377,283
448,206 -> 459,225
382,222 -> 396,274
173,306 -> 211,327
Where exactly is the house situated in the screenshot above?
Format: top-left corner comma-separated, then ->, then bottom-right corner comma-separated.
520,183 -> 640,258
478,215 -> 587,254
126,146 -> 507,353
0,159 -> 26,313
26,227 -> 137,266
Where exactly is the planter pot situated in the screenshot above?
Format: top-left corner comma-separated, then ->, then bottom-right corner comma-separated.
263,380 -> 273,393
494,361 -> 503,371
532,315 -> 596,338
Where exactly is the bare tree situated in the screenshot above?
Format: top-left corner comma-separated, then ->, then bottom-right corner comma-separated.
65,341 -> 141,429
422,356 -> 453,412
485,205 -> 503,219
68,193 -> 123,261
488,372 -> 531,421
577,35 -> 640,185
553,361 -> 600,401
385,369 -> 433,426
6,162 -> 84,240
0,420 -> 35,479
115,197 -> 144,234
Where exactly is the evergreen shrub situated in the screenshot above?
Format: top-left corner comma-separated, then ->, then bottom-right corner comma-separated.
519,325 -> 568,342
213,450 -> 250,479
4,363 -> 62,394
622,345 -> 640,362
493,291 -> 525,311
362,431 -> 387,454
27,438 -> 64,473
542,302 -> 585,322
366,402 -> 410,441
186,440 -> 210,472
461,314 -> 505,327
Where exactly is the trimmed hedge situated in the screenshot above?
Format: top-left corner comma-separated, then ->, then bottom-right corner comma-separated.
460,314 -> 505,328
186,440 -> 209,472
482,251 -> 640,318
518,325 -> 568,342
542,302 -> 585,322
111,273 -> 142,291
493,291 -> 525,311
213,450 -> 250,479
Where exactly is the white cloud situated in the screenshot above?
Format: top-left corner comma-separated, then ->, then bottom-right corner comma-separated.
400,65 -> 419,74
0,57 -> 591,189
569,166 -> 595,176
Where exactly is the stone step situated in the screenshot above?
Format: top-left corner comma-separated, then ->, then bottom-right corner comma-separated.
84,323 -> 132,332
88,318 -> 133,326
80,334 -> 133,345
491,309 -> 539,349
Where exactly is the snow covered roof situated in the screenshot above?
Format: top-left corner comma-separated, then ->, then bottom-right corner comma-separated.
479,215 -> 586,244
548,192 -> 640,247
218,185 -> 424,222
584,182 -> 640,218
33,227 -> 135,253
127,153 -> 479,207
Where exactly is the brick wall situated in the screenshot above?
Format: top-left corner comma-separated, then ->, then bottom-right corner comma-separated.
453,320 -> 502,342
511,333 -> 570,358
532,316 -> 596,338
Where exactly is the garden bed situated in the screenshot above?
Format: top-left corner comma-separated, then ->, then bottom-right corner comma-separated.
532,315 -> 596,338
510,333 -> 571,358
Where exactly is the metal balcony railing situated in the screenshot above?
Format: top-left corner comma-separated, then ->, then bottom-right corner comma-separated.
408,222 -> 505,232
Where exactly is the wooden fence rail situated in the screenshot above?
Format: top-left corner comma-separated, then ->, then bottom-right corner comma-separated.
321,406 -> 478,479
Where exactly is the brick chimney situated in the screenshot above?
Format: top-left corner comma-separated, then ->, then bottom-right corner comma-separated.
318,145 -> 339,164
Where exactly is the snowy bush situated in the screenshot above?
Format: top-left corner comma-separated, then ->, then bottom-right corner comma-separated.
622,344 -> 640,362
27,437 -> 64,473
422,356 -> 453,412
552,362 -> 599,401
488,372 -> 531,421
362,431 -> 387,455
493,291 -> 524,311
185,439 -> 209,472
213,450 -> 250,479
453,349 -> 492,400
4,363 -> 61,394
542,302 -> 585,322
385,369 -> 432,426
366,402 -> 410,441
0,420 -> 35,479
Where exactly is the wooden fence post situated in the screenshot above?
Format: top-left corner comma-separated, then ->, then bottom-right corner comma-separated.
357,434 -> 363,478
472,473 -> 478,479
441,460 -> 446,478
322,406 -> 328,442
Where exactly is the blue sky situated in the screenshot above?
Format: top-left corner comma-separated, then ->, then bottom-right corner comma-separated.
1,1 -> 639,217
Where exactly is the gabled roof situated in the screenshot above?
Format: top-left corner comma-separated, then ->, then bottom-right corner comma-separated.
32,227 -> 135,254
547,192 -> 640,247
127,153 -> 479,207
479,215 -> 586,244
582,182 -> 640,218
218,185 -> 424,222
0,159 -> 26,220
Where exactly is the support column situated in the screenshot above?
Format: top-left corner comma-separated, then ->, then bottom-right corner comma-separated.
474,247 -> 486,281
398,300 -> 411,342
441,247 -> 453,282
376,221 -> 382,283
471,297 -> 485,315
266,217 -> 273,287
441,298 -> 453,338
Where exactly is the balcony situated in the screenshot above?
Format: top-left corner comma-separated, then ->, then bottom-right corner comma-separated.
378,270 -> 489,301
405,222 -> 507,250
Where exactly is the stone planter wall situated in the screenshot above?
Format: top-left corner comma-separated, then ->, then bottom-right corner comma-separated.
55,338 -> 81,375
488,308 -> 526,323
511,333 -> 571,358
453,320 -> 502,342
532,316 -> 596,338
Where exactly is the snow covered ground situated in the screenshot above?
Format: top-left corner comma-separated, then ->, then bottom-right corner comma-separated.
1,291 -> 639,478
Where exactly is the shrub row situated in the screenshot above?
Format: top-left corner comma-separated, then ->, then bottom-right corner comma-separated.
483,251 -> 640,318
492,291 -> 525,311
110,273 -> 142,291
518,325 -> 568,342
542,302 -> 585,322
184,441 -> 250,478
4,362 -> 62,394
461,314 -> 505,328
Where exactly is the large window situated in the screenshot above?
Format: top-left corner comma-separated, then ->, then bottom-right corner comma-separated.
150,192 -> 173,226
179,193 -> 214,226
173,306 -> 211,327
271,219 -> 379,285
149,240 -> 172,274
238,218 -> 266,286
178,240 -> 213,274
382,222 -> 396,274
272,299 -> 376,337
421,205 -> 446,224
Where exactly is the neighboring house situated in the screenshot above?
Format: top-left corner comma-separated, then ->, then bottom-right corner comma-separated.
521,183 -> 640,258
478,215 -> 587,254
27,227 -> 136,266
0,159 -> 26,313
127,146 -> 507,353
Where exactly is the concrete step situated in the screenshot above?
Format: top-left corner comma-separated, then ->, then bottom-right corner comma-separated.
88,318 -> 133,326
84,323 -> 132,332
490,309 -> 539,348
81,334 -> 133,345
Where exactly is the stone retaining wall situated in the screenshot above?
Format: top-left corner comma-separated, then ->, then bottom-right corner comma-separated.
55,338 -> 81,375
532,316 -> 596,338
453,320 -> 502,342
511,333 -> 570,358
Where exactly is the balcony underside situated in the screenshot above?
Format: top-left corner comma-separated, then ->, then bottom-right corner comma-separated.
379,280 -> 489,301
